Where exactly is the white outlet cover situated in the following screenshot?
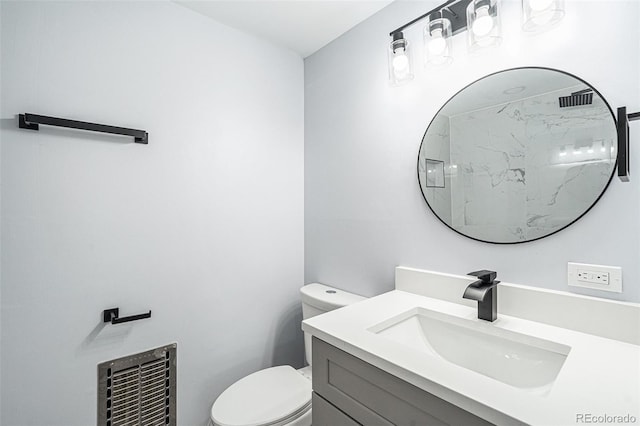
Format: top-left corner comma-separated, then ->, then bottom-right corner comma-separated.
568,262 -> 622,293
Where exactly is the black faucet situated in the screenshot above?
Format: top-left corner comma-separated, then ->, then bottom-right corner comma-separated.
463,270 -> 500,322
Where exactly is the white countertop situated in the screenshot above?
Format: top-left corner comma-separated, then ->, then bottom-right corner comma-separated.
302,290 -> 640,426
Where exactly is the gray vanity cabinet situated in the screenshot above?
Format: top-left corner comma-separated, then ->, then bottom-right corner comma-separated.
311,337 -> 493,426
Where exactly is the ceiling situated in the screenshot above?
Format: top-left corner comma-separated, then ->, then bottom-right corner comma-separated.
175,0 -> 394,58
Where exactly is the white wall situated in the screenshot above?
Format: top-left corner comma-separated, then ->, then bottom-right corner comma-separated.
305,0 -> 640,302
0,2 -> 304,425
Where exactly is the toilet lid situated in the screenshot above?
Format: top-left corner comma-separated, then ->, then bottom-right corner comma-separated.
211,366 -> 311,426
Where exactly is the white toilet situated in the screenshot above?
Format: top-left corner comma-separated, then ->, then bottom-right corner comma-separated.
210,283 -> 365,426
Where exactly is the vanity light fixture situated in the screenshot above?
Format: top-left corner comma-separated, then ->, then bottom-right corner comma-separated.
386,0 -> 568,85
388,31 -> 414,86
424,12 -> 453,66
388,0 -> 502,83
388,0 -> 476,83
522,0 -> 565,31
467,0 -> 501,50
470,2 -> 493,36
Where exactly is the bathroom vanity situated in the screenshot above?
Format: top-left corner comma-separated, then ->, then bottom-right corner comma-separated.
312,337 -> 493,425
302,267 -> 640,426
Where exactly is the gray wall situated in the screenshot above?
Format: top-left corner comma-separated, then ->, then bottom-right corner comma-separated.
304,0 -> 640,302
0,2 -> 304,425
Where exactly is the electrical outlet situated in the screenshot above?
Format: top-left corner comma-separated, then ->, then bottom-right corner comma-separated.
568,262 -> 622,293
577,269 -> 609,285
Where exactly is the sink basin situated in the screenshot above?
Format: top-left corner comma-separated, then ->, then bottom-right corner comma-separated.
369,308 -> 570,391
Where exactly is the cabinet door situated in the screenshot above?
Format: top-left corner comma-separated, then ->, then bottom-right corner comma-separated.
312,337 -> 494,426
312,393 -> 361,426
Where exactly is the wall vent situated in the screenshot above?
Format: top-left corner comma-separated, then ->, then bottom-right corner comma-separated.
98,343 -> 177,426
558,89 -> 594,108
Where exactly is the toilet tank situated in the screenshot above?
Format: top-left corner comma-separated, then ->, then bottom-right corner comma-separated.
300,283 -> 365,365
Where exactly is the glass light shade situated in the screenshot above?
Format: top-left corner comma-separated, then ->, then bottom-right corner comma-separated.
388,33 -> 414,86
424,17 -> 453,67
472,6 -> 494,36
466,0 -> 502,51
522,0 -> 565,31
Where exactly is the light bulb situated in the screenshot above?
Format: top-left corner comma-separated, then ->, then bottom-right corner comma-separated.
392,48 -> 409,72
472,5 -> 494,37
428,29 -> 447,55
529,0 -> 553,11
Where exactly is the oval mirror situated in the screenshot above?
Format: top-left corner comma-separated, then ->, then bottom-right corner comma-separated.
418,67 -> 617,244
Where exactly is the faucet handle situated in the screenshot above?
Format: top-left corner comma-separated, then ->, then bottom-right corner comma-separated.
467,270 -> 497,284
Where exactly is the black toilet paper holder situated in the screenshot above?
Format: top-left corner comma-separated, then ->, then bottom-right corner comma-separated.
103,307 -> 152,325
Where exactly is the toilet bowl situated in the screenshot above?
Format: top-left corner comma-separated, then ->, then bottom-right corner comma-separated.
210,284 -> 365,426
210,366 -> 312,426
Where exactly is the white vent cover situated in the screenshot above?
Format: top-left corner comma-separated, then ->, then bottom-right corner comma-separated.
98,344 -> 177,426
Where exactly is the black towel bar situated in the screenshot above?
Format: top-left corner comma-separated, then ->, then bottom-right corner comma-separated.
18,113 -> 148,144
617,107 -> 640,182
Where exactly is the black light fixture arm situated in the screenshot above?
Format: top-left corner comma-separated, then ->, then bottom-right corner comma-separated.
389,0 -> 457,36
389,0 -> 474,37
103,307 -> 152,325
617,106 -> 640,182
18,113 -> 148,144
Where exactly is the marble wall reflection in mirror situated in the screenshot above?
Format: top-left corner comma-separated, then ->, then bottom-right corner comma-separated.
418,68 -> 617,244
